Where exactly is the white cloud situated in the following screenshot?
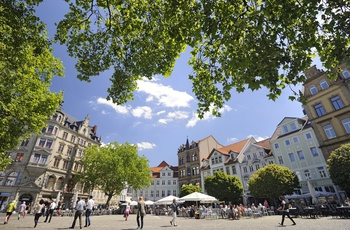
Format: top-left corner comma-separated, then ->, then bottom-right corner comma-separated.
96,97 -> 130,114
101,110 -> 109,115
137,142 -> 156,150
158,111 -> 189,124
131,106 -> 152,119
137,78 -> 193,108
186,105 -> 232,128
156,110 -> 166,116
247,135 -> 269,142
227,137 -> 238,143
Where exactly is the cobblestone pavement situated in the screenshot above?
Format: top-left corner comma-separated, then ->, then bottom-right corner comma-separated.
1,213 -> 349,230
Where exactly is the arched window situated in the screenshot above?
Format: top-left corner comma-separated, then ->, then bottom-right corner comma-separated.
55,177 -> 64,190
319,79 -> 329,90
45,175 -> 55,189
309,85 -> 318,95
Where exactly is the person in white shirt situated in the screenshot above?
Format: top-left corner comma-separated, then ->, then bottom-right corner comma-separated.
85,196 -> 94,227
70,197 -> 86,229
44,199 -> 57,223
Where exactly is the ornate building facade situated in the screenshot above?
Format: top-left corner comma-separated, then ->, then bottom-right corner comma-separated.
0,107 -> 101,211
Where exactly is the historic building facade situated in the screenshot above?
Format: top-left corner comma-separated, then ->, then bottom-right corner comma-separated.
0,107 -> 101,211
177,136 -> 223,189
270,116 -> 343,202
302,64 -> 350,159
130,161 -> 178,202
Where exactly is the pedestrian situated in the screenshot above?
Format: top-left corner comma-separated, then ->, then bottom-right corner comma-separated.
44,199 -> 57,223
34,199 -> 45,228
18,201 -> 27,220
4,200 -> 16,224
125,202 -> 131,221
69,197 -> 86,229
85,195 -> 94,227
136,196 -> 146,229
277,195 -> 296,226
170,198 -> 178,227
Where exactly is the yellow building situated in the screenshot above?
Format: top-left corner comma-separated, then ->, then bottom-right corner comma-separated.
302,64 -> 350,159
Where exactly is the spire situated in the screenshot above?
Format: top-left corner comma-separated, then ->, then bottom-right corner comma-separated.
185,136 -> 189,150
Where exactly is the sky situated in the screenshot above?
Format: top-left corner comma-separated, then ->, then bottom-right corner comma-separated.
36,1 -> 307,167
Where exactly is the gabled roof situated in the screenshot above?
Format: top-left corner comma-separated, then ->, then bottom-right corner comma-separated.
254,138 -> 271,149
217,138 -> 250,155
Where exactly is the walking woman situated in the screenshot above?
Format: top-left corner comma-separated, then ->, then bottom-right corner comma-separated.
277,195 -> 296,226
34,199 -> 45,228
136,197 -> 146,229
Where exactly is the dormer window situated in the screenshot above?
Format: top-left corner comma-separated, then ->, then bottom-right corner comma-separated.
309,85 -> 318,95
319,79 -> 329,90
290,122 -> 297,131
283,125 -> 289,133
342,69 -> 350,79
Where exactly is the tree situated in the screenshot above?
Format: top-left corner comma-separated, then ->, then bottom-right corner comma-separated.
327,144 -> 350,195
248,164 -> 299,199
52,0 -> 349,117
77,142 -> 152,206
204,171 -> 243,203
179,184 -> 202,198
5,1 -> 350,118
0,1 -> 63,170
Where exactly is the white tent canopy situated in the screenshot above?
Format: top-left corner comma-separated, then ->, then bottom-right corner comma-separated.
145,200 -> 154,205
179,192 -> 218,203
121,201 -> 138,206
155,195 -> 180,205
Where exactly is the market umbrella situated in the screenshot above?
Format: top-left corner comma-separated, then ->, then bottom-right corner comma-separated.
145,200 -> 154,205
155,195 -> 180,205
307,180 -> 318,204
179,192 -> 218,203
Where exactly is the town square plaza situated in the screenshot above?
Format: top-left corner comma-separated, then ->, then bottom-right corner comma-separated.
1,213 -> 349,230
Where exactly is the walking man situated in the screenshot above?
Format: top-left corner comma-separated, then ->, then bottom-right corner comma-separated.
170,198 -> 178,227
4,200 -> 16,224
277,195 -> 296,226
85,195 -> 94,227
136,196 -> 146,229
44,199 -> 57,223
69,197 -> 86,229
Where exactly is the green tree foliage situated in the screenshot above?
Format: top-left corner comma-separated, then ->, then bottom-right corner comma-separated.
52,0 -> 349,117
179,184 -> 202,198
327,144 -> 350,194
0,1 -> 63,170
248,164 -> 299,199
5,1 -> 350,118
77,142 -> 152,206
204,171 -> 243,203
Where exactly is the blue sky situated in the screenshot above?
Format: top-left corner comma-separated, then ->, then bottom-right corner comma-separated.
36,2 -> 307,167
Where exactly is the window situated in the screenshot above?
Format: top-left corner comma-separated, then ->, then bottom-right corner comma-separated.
243,167 -> 247,173
305,133 -> 312,139
323,125 -> 337,139
33,154 -> 40,163
283,125 -> 289,133
278,156 -> 284,164
38,138 -> 46,147
15,153 -> 24,162
253,153 -> 257,159
70,135 -> 76,143
187,167 -> 191,176
319,79 -> 329,89
63,161 -> 69,170
310,147 -> 319,157
162,180 -> 165,185
285,140 -> 290,146
5,172 -> 18,186
186,154 -> 190,162
297,151 -> 305,160
150,191 -> 154,197
168,172 -> 171,176
168,180 -> 171,185
45,140 -> 53,149
173,190 -> 177,196
67,147 -> 73,156
288,153 -> 296,162
274,143 -> 279,149
247,155 -> 251,160
156,180 -> 160,185
162,190 -> 165,197
314,103 -> 326,117
293,137 -> 299,143
255,164 -> 260,170
290,123 -> 297,131
167,190 -> 171,196
231,166 -> 237,174
156,190 -> 159,197
62,132 -> 68,140
341,118 -> 350,134
162,172 -> 165,176
249,165 -> 254,172
21,138 -> 30,146
331,96 -> 344,110
318,167 -> 327,178
325,186 -> 335,193
173,180 -> 176,185
342,69 -> 350,79
58,144 -> 65,153
309,85 -> 318,95
40,155 -> 47,164
53,158 -> 60,168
